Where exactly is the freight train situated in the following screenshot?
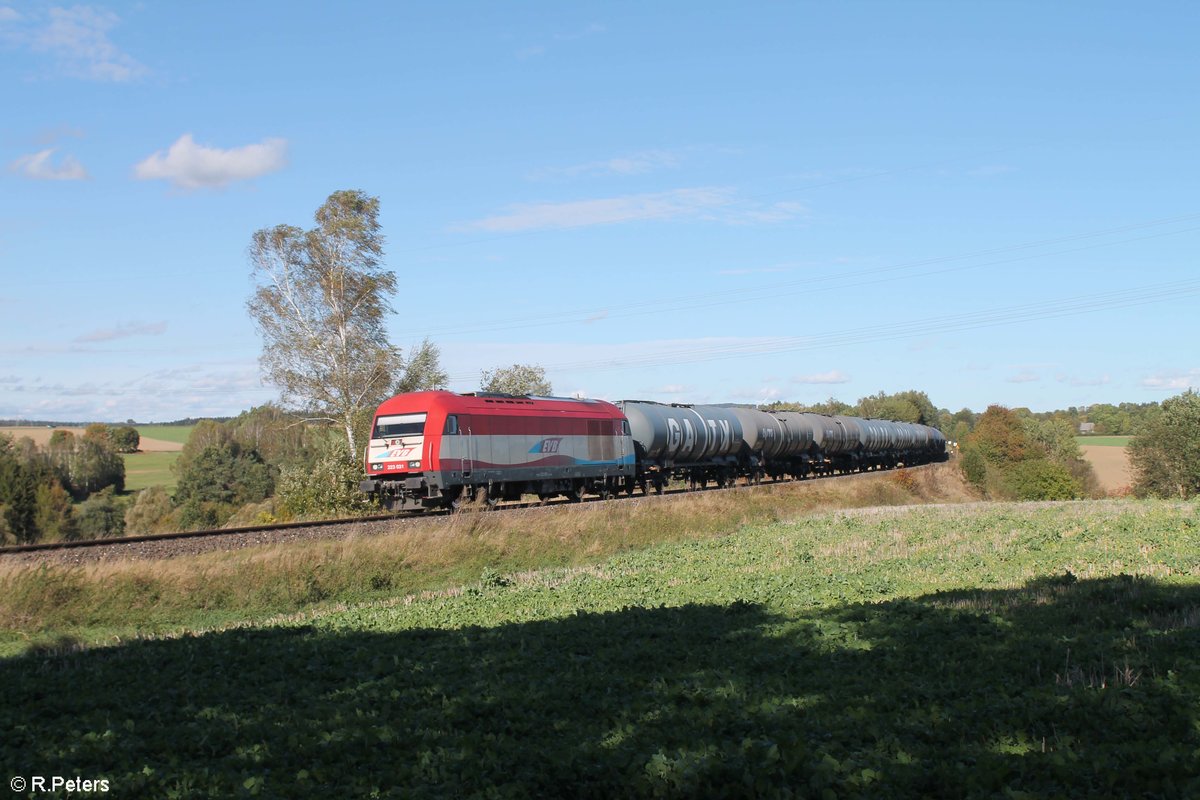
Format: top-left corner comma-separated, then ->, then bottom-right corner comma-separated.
359,391 -> 947,511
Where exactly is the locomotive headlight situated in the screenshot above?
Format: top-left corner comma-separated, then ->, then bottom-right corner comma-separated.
408,460 -> 421,469
371,463 -> 383,470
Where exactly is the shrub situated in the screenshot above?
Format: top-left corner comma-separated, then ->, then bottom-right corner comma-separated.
75,488 -> 127,539
124,487 -> 176,534
1001,459 -> 1080,501
1130,390 -> 1200,499
960,446 -> 988,490
276,435 -> 376,519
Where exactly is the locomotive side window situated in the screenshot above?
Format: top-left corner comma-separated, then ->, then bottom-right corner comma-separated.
373,413 -> 427,438
444,415 -> 459,435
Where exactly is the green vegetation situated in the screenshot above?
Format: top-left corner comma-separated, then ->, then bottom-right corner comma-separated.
133,425 -> 195,445
0,429 -> 126,543
960,406 -> 1099,500
480,362 -> 553,395
0,464 -> 967,650
1130,389 -> 1200,499
1,498 -> 1198,797
1075,435 -> 1133,447
121,452 -> 180,492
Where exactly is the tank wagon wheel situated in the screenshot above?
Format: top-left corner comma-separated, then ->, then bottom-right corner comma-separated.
536,493 -> 553,505
565,484 -> 585,503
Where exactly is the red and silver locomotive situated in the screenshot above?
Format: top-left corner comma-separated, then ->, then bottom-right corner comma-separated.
359,391 -> 634,510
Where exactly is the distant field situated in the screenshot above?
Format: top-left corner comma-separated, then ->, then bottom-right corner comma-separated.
122,451 -> 180,492
1075,435 -> 1133,447
1080,444 -> 1133,494
0,425 -> 188,452
133,425 -> 194,446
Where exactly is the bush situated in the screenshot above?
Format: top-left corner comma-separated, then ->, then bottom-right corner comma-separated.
125,487 -> 176,535
34,482 -> 77,542
277,435 -> 375,519
960,446 -> 988,490
1130,390 -> 1200,499
1002,459 -> 1080,501
75,488 -> 127,539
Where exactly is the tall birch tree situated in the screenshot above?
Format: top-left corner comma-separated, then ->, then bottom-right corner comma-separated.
247,190 -> 402,459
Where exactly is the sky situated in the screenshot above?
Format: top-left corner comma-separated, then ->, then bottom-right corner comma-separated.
1,1 -> 1197,422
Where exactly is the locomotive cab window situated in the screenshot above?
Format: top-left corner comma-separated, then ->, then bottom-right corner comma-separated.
373,413 -> 427,438
444,415 -> 459,435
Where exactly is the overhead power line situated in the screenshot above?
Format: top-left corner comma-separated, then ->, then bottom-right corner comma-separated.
396,212 -> 1200,341
443,276 -> 1200,382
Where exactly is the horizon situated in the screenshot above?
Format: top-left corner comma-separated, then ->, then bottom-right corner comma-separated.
2,2 -> 1197,421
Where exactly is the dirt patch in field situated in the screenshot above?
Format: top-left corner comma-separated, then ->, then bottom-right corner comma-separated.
1080,444 -> 1132,495
0,427 -> 183,452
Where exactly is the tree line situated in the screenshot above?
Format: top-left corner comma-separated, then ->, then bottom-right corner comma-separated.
0,425 -> 128,544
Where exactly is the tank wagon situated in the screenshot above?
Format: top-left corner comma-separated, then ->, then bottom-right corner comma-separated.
361,391 -> 947,511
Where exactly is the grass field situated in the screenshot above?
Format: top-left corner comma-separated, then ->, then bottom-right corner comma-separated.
121,451 -> 180,492
133,424 -> 194,445
1075,435 -> 1133,447
1,485 -> 1198,796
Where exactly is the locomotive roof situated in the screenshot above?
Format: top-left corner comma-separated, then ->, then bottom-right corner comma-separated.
374,390 -> 625,418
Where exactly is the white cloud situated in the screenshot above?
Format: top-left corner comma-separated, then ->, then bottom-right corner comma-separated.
1006,371 -> 1040,384
729,385 -> 783,402
791,370 -> 850,385
462,188 -> 731,232
0,6 -> 21,23
73,321 -> 167,343
9,148 -> 88,180
1055,372 -> 1111,387
646,384 -> 690,395
1141,369 -> 1200,391
134,134 -> 288,189
22,5 -> 147,82
459,187 -> 803,233
531,149 -> 682,180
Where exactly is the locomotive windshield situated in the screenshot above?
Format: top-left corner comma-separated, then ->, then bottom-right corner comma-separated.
373,413 -> 427,438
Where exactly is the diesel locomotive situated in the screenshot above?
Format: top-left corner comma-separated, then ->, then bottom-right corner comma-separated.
359,390 -> 947,511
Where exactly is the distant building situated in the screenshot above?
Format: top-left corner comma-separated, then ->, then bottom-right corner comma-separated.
1078,422 -> 1096,435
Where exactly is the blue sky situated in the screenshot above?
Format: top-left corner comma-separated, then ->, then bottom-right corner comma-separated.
1,1 -> 1197,422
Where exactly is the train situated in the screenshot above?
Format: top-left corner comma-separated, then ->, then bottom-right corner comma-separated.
359,390 -> 947,511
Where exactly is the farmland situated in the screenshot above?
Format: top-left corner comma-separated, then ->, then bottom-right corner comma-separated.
2,493 -> 1198,797
1075,436 -> 1135,495
0,424 -> 190,493
1075,435 -> 1134,447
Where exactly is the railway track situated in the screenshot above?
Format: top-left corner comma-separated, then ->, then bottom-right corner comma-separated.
0,463 -> 940,564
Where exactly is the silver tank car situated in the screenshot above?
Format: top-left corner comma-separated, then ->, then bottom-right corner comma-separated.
823,416 -> 860,454
772,412 -> 829,455
617,401 -> 744,464
728,408 -> 788,459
